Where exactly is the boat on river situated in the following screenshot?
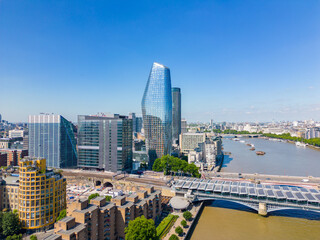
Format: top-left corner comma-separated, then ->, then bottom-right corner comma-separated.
250,147 -> 255,151
256,151 -> 266,155
295,142 -> 307,147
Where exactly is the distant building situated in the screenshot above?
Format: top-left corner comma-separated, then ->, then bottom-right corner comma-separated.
136,117 -> 143,133
0,149 -> 28,166
305,127 -> 320,139
28,115 -> 77,168
181,119 -> 187,134
142,62 -> 172,164
0,137 -> 23,149
179,133 -> 206,154
77,114 -> 133,172
172,87 -> 181,145
129,112 -> 137,133
8,129 -> 25,138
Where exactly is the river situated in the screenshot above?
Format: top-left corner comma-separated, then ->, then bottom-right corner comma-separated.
221,137 -> 320,177
190,137 -> 320,240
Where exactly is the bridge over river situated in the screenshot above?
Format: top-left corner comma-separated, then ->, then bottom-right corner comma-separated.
172,177 -> 320,216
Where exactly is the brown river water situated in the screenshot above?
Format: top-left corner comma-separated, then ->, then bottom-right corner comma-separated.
191,205 -> 320,240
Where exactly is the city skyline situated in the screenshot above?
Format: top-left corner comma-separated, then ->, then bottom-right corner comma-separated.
1,1 -> 320,123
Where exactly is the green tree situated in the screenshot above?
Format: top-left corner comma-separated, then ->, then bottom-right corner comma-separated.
30,235 -> 38,240
88,193 -> 100,203
169,234 -> 179,240
2,212 -> 21,237
152,158 -> 162,172
125,215 -> 157,240
56,209 -> 67,221
183,211 -> 192,221
181,219 -> 187,228
0,211 -> 3,233
6,234 -> 22,240
105,195 -> 112,202
175,226 -> 183,236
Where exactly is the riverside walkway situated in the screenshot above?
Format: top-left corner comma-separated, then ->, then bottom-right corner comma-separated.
172,177 -> 320,216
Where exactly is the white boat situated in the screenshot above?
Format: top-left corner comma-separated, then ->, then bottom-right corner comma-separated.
295,142 -> 307,147
240,140 -> 245,143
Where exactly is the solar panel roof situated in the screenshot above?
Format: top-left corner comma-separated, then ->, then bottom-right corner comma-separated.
266,190 -> 275,197
183,181 -> 192,189
256,184 -> 263,188
222,185 -> 230,193
304,193 -> 317,202
175,180 -> 184,188
224,181 -> 231,185
309,189 -> 319,194
198,183 -> 207,190
231,186 -> 238,194
294,192 -> 306,201
264,185 -> 272,189
239,187 -> 247,195
290,187 -> 299,192
232,182 -> 239,186
216,180 -> 224,184
240,182 -> 247,187
214,184 -> 222,192
284,191 -> 296,200
248,188 -> 256,196
206,183 -> 214,191
299,188 -> 309,193
248,183 -> 255,188
272,185 -> 281,190
190,182 -> 199,190
314,194 -> 320,201
275,190 -> 285,199
257,189 -> 266,196
281,186 -> 290,191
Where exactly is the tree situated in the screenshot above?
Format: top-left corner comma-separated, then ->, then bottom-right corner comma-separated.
175,226 -> 183,236
30,235 -> 38,240
6,234 -> 22,240
105,195 -> 112,202
169,234 -> 179,240
88,193 -> 100,203
125,215 -> 157,240
2,212 -> 21,237
183,211 -> 192,221
56,209 -> 67,221
181,220 -> 187,228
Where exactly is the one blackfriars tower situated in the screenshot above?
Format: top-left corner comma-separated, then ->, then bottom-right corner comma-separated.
141,62 -> 172,165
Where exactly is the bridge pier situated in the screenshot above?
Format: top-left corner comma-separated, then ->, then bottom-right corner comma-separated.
258,202 -> 267,216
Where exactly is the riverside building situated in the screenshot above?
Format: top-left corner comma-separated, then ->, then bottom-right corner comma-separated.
77,114 -> 133,173
141,62 -> 173,165
49,186 -> 161,240
172,87 -> 181,145
18,157 -> 67,231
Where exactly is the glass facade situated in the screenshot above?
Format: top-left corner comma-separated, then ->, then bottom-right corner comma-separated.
141,62 -> 172,164
28,115 -> 77,168
172,87 -> 181,144
77,114 -> 133,172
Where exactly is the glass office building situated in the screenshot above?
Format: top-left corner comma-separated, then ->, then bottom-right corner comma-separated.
77,114 -> 133,172
141,62 -> 172,164
28,115 -> 77,168
172,87 -> 181,144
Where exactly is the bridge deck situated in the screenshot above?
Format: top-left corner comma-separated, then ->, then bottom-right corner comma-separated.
172,177 -> 320,211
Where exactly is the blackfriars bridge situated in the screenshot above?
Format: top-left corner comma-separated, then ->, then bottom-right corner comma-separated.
172,177 -> 320,216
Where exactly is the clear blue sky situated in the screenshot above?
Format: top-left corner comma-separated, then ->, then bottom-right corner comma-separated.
1,0 -> 319,123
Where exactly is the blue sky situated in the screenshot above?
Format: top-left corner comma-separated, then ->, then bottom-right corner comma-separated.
0,0 -> 319,123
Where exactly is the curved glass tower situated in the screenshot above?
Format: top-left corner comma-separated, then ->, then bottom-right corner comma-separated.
142,62 -> 172,163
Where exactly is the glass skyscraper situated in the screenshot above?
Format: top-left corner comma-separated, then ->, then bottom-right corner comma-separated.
77,114 -> 133,172
28,114 -> 77,168
172,87 -> 181,144
141,62 -> 172,164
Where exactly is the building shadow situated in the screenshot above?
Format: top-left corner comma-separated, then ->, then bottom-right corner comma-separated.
222,154 -> 233,167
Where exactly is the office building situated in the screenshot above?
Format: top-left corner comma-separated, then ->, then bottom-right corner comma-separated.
136,117 -> 143,133
129,113 -> 137,134
179,133 -> 206,154
0,137 -> 23,149
181,119 -> 187,134
28,115 -> 77,168
172,87 -> 181,145
9,129 -> 25,138
305,127 -> 320,139
141,62 -> 172,163
77,114 -> 133,172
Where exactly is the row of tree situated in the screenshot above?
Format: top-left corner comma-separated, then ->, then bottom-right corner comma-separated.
152,155 -> 200,178
263,133 -> 320,147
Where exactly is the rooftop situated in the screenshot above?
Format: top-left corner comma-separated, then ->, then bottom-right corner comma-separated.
58,216 -> 74,223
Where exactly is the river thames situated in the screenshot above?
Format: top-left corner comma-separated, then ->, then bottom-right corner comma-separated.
190,137 -> 320,240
